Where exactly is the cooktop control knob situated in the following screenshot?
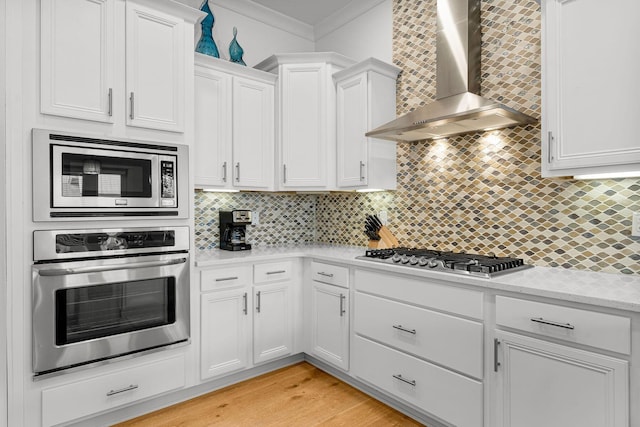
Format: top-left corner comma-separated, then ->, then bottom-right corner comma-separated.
391,254 -> 402,263
408,256 -> 419,265
427,258 -> 439,268
400,255 -> 410,264
418,257 -> 429,267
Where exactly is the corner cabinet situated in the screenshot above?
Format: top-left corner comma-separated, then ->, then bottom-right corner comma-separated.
255,53 -> 356,191
40,0 -> 200,132
334,59 -> 400,190
194,54 -> 276,190
541,0 -> 640,177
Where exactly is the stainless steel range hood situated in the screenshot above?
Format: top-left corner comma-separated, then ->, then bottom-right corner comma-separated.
366,0 -> 537,142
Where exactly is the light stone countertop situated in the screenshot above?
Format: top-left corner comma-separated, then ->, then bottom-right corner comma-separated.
195,244 -> 640,313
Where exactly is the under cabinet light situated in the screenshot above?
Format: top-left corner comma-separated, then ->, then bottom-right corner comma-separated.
201,188 -> 240,193
573,171 -> 640,180
356,188 -> 385,193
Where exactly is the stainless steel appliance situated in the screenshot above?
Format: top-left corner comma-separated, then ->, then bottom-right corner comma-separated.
219,210 -> 252,251
357,248 -> 532,279
32,129 -> 189,221
32,227 -> 190,377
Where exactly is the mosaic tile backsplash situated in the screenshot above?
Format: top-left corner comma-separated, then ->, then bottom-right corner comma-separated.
195,0 -> 640,275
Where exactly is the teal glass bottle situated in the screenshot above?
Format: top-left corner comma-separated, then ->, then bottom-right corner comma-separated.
229,27 -> 246,66
195,1 -> 220,58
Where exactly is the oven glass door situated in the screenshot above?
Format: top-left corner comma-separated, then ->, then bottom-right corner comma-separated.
56,278 -> 176,345
51,144 -> 161,208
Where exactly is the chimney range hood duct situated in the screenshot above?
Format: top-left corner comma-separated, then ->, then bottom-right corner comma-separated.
366,0 -> 537,142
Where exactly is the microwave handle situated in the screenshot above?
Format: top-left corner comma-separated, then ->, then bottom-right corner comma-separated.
37,257 -> 187,277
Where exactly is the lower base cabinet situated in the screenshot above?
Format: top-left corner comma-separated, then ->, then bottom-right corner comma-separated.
309,280 -> 349,370
253,281 -> 293,364
352,335 -> 483,427
495,331 -> 628,427
42,354 -> 185,427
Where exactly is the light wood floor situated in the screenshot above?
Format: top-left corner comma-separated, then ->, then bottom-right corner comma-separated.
113,362 -> 425,426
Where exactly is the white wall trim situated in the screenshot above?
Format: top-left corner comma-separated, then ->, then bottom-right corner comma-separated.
210,0 -> 315,41
314,0 -> 387,41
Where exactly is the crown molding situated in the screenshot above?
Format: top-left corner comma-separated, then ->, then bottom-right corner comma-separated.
314,0 -> 387,40
209,0 -> 315,41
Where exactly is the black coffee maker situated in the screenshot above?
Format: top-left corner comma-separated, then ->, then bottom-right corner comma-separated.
219,210 -> 252,251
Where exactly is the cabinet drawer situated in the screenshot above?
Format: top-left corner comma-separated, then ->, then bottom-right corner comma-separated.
355,269 -> 483,319
310,261 -> 349,288
201,266 -> 251,291
355,292 -> 483,379
42,354 -> 185,427
254,260 -> 293,284
496,296 -> 631,355
352,336 -> 482,427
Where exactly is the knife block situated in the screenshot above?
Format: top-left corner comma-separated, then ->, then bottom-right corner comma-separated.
368,226 -> 400,249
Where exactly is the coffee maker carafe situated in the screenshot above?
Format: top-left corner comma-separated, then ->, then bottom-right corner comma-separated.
219,210 -> 252,251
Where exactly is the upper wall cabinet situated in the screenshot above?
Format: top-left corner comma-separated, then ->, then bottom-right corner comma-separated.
255,53 -> 356,191
194,54 -> 276,191
41,0 -> 201,133
334,59 -> 400,190
541,0 -> 640,177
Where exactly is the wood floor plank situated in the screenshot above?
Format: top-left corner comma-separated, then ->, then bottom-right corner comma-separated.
114,362 -> 425,427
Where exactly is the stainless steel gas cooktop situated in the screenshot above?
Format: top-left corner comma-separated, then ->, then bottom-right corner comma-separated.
356,248 -> 533,279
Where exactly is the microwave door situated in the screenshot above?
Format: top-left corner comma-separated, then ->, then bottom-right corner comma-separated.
51,145 -> 161,209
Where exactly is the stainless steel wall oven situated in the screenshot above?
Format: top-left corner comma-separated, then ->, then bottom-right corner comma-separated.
32,129 -> 189,221
32,227 -> 190,377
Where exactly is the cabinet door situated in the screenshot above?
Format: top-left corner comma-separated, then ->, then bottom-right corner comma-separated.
310,282 -> 349,370
125,2 -> 185,132
336,73 -> 368,188
253,282 -> 292,364
194,66 -> 232,188
201,289 -> 250,380
495,331 -> 628,427
233,76 -> 275,190
543,0 -> 640,176
280,63 -> 328,188
41,0 -> 115,122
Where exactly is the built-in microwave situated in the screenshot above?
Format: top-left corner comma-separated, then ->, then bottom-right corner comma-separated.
32,129 -> 188,221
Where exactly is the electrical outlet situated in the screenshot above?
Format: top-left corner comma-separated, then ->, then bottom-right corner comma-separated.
251,211 -> 260,225
633,212 -> 640,237
378,211 -> 388,225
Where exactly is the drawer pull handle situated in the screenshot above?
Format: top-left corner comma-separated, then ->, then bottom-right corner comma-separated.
392,374 -> 416,387
392,324 -> 417,335
256,291 -> 261,313
530,317 -> 575,330
243,292 -> 248,315
317,272 -> 334,278
107,384 -> 138,397
339,293 -> 346,316
266,270 -> 286,275
215,276 -> 239,282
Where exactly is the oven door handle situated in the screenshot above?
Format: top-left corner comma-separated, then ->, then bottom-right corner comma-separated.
37,257 -> 188,276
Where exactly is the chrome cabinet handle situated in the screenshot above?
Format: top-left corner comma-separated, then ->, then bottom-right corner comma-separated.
392,324 -> 416,335
548,131 -> 554,163
235,163 -> 240,182
360,161 -> 365,181
392,374 -> 416,387
266,270 -> 286,275
243,292 -> 248,315
530,317 -> 575,330
108,88 -> 113,117
107,384 -> 138,397
222,161 -> 227,182
256,291 -> 261,313
494,338 -> 500,372
339,293 -> 346,316
215,276 -> 238,282
129,92 -> 135,120
283,164 -> 287,183
317,272 -> 334,278
37,258 -> 187,276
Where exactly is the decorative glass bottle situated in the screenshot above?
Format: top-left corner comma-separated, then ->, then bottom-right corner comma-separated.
229,27 -> 246,66
195,1 -> 220,58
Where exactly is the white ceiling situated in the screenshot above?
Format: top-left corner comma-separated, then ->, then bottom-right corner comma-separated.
249,0 -> 363,25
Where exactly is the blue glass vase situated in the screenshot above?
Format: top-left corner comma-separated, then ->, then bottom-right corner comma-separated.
195,1 -> 220,58
229,27 -> 246,66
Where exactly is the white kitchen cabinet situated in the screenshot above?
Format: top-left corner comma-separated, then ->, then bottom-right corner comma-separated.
255,53 -> 355,190
194,55 -> 276,190
494,331 -> 628,427
309,263 -> 349,370
253,281 -> 293,364
541,0 -> 640,177
334,58 -> 400,190
41,0 -> 198,132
